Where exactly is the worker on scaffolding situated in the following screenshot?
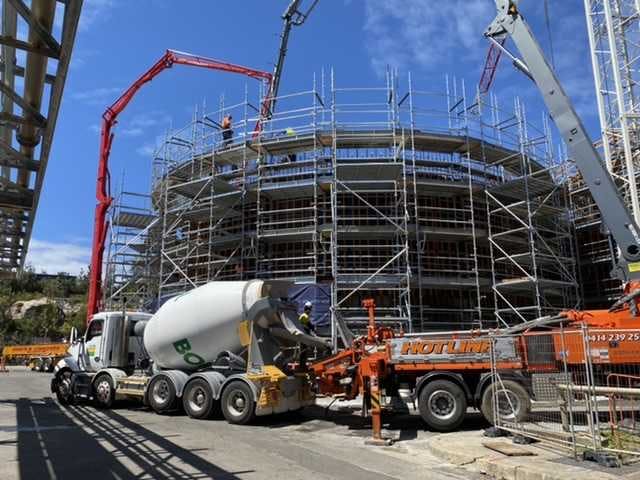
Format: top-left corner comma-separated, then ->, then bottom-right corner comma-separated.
221,114 -> 233,146
299,301 -> 314,334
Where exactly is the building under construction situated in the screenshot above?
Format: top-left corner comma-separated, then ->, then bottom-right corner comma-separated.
104,73 -> 579,343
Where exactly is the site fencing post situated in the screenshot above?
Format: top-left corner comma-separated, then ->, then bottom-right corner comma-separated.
580,323 -> 601,455
558,322 -> 578,458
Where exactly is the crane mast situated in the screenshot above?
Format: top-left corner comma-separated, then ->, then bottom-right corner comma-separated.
485,0 -> 640,288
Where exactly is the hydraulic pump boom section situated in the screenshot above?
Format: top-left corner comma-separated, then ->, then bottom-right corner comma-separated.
486,0 -> 640,284
86,50 -> 272,321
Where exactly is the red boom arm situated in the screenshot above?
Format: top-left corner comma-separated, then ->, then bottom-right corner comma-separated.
87,50 -> 272,322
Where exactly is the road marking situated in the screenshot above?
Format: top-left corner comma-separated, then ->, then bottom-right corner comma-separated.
29,406 -> 57,480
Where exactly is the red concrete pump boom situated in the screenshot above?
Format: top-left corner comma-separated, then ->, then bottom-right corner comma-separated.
87,49 -> 273,322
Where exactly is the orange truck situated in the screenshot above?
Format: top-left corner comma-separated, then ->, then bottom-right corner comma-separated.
1,343 -> 69,372
310,300 -> 640,442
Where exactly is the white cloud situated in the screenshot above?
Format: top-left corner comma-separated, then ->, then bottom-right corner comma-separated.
79,0 -> 117,32
129,111 -> 171,129
26,239 -> 91,275
70,49 -> 100,71
53,0 -> 116,33
120,127 -> 144,137
89,111 -> 174,141
71,86 -> 121,106
363,0 -> 493,76
136,142 -> 158,157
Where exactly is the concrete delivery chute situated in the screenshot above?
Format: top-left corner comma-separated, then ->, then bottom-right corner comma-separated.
52,280 -> 330,424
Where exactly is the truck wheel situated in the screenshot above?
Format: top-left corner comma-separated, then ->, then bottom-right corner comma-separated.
183,378 -> 220,420
148,374 -> 177,413
221,381 -> 255,425
481,380 -> 531,425
418,379 -> 467,432
93,373 -> 115,409
54,370 -> 74,406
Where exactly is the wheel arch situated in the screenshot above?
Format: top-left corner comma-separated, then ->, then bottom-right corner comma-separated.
53,356 -> 80,375
415,372 -> 473,403
148,369 -> 190,398
92,368 -> 128,388
220,374 -> 259,402
186,371 -> 226,400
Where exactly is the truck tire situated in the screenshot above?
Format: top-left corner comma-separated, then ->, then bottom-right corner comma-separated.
148,374 -> 177,414
93,373 -> 115,409
221,381 -> 255,425
54,370 -> 75,406
480,380 -> 531,425
418,379 -> 467,432
183,378 -> 220,420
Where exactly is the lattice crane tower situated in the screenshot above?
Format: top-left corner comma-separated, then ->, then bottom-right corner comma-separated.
584,0 -> 640,223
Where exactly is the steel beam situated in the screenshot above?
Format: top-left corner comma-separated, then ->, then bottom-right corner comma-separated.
0,0 -> 82,274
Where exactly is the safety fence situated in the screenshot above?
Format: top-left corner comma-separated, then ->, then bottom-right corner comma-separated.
488,324 -> 640,465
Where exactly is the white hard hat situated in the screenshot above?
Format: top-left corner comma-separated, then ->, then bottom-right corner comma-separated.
304,301 -> 313,309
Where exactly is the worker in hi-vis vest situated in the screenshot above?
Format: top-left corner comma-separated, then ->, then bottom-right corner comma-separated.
221,114 -> 233,145
299,301 -> 314,334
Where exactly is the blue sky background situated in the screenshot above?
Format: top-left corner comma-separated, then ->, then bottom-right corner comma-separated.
26,0 -> 599,273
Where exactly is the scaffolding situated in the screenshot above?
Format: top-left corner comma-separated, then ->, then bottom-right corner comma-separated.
485,99 -> 578,326
104,188 -> 159,311
113,71 -> 576,343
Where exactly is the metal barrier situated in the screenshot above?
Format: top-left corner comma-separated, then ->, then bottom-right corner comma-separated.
488,325 -> 640,464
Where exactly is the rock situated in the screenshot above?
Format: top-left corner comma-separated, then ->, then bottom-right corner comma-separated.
9,297 -> 64,321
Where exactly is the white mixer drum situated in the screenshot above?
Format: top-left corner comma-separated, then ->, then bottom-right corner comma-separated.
144,280 -> 273,370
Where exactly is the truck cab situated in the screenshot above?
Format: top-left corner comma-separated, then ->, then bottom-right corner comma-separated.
52,311 -> 153,404
79,312 -> 151,372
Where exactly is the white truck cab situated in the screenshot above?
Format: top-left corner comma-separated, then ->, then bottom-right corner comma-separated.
78,312 -> 152,372
52,311 -> 153,405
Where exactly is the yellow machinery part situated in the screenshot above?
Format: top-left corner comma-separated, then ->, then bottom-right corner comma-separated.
237,320 -> 251,347
248,365 -> 288,408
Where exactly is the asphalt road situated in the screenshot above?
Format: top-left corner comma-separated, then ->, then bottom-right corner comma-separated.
0,368 -> 485,479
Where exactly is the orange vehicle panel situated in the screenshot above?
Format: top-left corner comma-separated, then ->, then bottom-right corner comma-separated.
2,343 -> 69,359
549,329 -> 640,365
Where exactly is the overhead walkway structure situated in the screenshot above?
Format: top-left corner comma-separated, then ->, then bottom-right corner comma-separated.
0,0 -> 82,274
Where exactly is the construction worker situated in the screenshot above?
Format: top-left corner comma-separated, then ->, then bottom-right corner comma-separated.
221,114 -> 233,146
299,301 -> 314,334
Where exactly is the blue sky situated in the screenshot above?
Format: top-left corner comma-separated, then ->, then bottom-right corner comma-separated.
26,0 -> 599,274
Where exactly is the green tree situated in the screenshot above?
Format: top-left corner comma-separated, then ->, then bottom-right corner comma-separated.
43,279 -> 63,299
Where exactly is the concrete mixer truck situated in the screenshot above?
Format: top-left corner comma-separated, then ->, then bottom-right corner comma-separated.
51,280 -> 329,424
